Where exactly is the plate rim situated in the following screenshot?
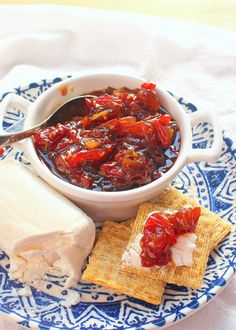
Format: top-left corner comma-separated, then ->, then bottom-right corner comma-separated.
0,77 -> 235,330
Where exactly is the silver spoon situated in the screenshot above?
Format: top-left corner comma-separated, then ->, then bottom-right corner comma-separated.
0,95 -> 95,148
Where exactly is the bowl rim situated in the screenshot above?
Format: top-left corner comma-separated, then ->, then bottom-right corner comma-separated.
25,72 -> 192,201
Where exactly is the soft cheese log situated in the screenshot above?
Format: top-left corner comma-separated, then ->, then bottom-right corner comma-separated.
0,160 -> 95,288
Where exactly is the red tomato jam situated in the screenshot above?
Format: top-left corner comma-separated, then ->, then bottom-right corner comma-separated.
140,207 -> 201,267
33,83 -> 180,191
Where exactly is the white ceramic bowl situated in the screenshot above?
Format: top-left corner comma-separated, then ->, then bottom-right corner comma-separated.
0,73 -> 222,221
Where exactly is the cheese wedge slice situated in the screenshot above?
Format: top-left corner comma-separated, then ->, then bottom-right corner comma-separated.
0,160 -> 95,288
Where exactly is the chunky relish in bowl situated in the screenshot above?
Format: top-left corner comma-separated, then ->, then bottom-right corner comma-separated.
33,83 -> 180,191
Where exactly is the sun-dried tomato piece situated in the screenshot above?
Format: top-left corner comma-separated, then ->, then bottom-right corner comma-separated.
54,137 -> 74,151
115,117 -> 137,136
121,150 -> 147,170
151,118 -> 172,149
67,149 -> 106,167
140,212 -> 177,267
99,149 -> 154,189
136,88 -> 160,111
81,115 -> 90,129
168,207 -> 201,234
90,107 -> 122,126
141,82 -> 156,90
85,97 -> 93,111
34,124 -> 69,151
100,161 -> 124,177
86,94 -> 123,116
94,94 -> 122,108
80,175 -> 93,188
100,118 -> 119,130
67,170 -> 93,188
54,153 -> 72,174
159,114 -> 171,126
80,126 -> 108,138
126,121 -> 157,147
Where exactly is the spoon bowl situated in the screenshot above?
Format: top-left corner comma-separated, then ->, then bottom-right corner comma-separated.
0,95 -> 95,148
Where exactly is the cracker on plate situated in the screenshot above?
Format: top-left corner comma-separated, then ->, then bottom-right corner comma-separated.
122,201 -> 214,289
121,188 -> 231,251
153,188 -> 232,250
82,221 -> 165,305
122,218 -> 135,229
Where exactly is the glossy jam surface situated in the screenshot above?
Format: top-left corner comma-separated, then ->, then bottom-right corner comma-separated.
140,207 -> 201,267
34,83 -> 180,191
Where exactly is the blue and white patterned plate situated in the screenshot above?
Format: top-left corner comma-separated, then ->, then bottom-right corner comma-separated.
0,77 -> 235,330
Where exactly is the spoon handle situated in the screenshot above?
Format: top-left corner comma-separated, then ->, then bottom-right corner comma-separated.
0,125 -> 40,147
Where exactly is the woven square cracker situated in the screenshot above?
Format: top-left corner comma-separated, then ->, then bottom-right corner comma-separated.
122,203 -> 214,289
82,221 -> 165,305
120,188 -> 231,251
122,217 -> 135,229
153,188 -> 232,250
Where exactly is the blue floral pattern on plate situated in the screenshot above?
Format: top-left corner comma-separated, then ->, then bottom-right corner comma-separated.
0,77 -> 235,329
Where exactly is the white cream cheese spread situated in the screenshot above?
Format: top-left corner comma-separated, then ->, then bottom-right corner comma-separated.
122,230 -> 196,268
170,233 -> 197,266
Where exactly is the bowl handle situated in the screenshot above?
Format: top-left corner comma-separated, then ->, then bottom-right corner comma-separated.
187,110 -> 223,163
0,93 -> 31,151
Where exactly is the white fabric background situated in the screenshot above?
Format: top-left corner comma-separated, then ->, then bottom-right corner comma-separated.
0,4 -> 235,330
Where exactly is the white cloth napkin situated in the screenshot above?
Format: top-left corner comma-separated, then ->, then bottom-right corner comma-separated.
0,4 -> 235,330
